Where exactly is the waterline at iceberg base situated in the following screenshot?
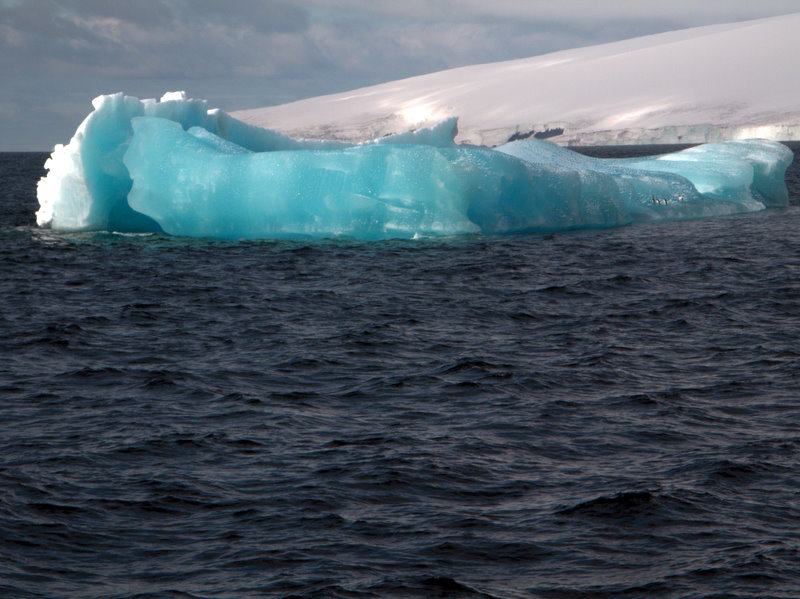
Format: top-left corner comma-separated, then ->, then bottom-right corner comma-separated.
37,93 -> 793,241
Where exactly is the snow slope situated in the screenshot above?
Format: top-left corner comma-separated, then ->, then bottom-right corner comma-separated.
233,13 -> 800,147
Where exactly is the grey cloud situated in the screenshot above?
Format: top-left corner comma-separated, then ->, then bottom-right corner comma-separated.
302,0 -> 799,24
52,0 -> 173,25
1,0 -> 315,78
171,0 -> 307,31
42,0 -> 305,30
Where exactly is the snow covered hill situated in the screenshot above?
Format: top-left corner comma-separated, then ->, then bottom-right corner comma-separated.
233,13 -> 800,147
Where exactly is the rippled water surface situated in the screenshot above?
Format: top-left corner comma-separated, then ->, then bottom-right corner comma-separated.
2,145 -> 800,598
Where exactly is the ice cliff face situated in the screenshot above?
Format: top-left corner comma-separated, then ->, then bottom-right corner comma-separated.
232,12 -> 800,147
36,92 -> 792,240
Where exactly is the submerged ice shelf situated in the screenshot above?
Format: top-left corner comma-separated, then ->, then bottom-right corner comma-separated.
37,92 -> 793,240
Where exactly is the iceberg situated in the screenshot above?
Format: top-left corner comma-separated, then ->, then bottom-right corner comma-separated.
37,92 -> 792,240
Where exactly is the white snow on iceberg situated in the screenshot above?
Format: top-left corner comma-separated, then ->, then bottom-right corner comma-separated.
233,12 -> 800,147
37,92 -> 792,240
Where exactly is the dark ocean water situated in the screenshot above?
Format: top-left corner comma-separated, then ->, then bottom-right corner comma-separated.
1,145 -> 800,599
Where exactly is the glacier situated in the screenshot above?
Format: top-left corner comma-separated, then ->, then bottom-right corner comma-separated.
37,92 -> 792,240
233,12 -> 800,147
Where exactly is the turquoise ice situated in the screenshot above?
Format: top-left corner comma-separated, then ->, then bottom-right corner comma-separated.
37,93 -> 793,240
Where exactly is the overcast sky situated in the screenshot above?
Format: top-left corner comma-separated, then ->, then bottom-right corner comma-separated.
2,0 -> 798,150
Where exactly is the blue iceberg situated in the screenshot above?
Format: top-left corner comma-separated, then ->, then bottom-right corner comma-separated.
37,92 -> 793,240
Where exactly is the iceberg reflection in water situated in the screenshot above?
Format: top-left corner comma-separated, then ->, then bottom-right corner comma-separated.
37,92 -> 793,240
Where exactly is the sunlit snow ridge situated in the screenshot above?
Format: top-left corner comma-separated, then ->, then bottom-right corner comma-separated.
233,12 -> 800,147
